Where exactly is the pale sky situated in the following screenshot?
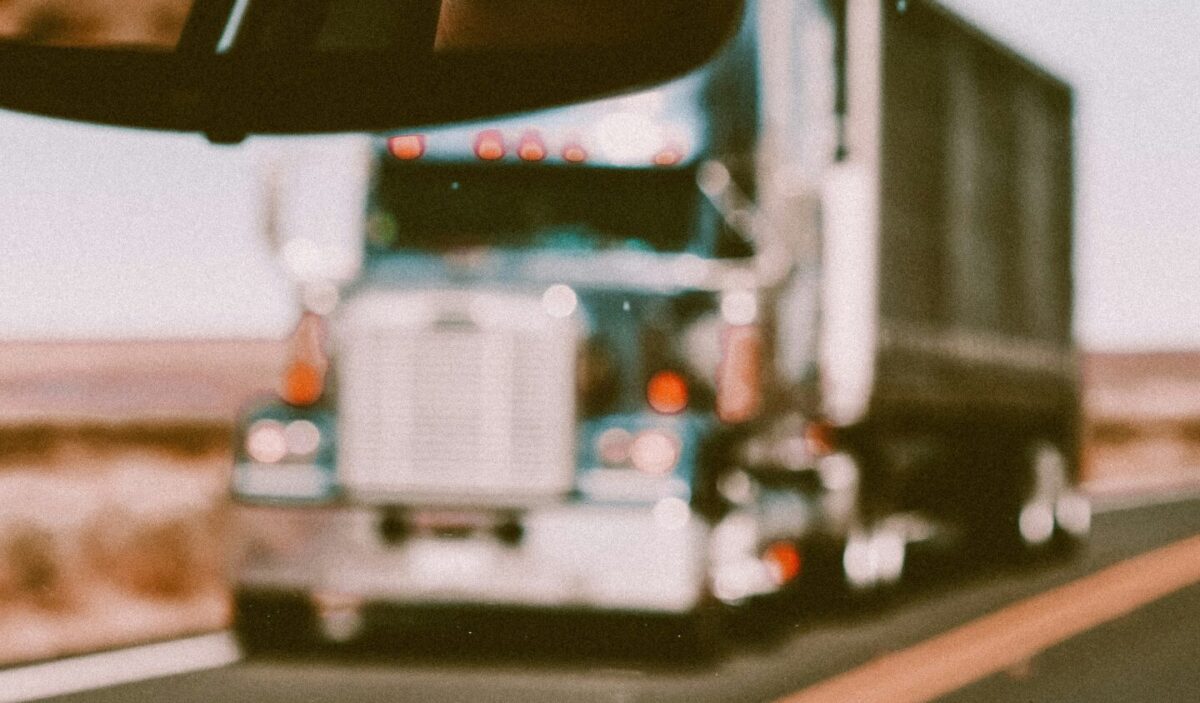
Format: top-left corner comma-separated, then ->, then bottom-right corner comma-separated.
0,1 -> 1197,350
937,0 -> 1200,350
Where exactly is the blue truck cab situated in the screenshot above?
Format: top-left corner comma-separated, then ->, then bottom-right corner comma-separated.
230,15 -> 835,646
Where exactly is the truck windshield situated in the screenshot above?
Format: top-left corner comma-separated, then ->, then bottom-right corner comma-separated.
367,163 -> 714,254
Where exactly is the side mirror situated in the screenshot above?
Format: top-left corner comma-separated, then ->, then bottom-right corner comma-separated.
0,0 -> 744,141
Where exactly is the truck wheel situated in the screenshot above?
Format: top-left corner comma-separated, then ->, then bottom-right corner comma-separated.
840,517 -> 908,593
629,603 -> 725,662
667,600 -> 726,661
232,590 -> 321,656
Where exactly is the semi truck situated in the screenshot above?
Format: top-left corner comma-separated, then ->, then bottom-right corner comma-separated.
230,0 -> 1090,648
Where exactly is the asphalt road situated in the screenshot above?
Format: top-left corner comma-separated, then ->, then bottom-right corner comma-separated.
943,583 -> 1199,703
30,494 -> 1200,703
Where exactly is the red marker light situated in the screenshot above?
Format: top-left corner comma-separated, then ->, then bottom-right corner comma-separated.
474,129 -> 506,161
387,134 -> 425,160
647,370 -> 689,414
764,541 -> 802,585
517,131 -> 547,162
804,421 -> 836,456
562,143 -> 588,163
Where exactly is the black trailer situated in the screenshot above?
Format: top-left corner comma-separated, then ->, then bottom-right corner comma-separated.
796,0 -> 1087,556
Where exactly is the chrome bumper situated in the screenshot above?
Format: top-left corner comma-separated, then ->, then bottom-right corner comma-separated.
233,501 -> 709,614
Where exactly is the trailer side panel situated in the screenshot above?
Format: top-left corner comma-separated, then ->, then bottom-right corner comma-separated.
872,0 -> 1075,424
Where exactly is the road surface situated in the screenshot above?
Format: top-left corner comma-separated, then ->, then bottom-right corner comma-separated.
7,492 -> 1199,703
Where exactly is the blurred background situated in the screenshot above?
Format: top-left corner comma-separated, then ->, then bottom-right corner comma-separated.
0,0 -> 1197,665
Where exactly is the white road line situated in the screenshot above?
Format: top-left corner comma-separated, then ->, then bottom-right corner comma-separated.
1086,471 -> 1200,514
776,533 -> 1200,703
0,633 -> 240,703
1091,485 -> 1200,514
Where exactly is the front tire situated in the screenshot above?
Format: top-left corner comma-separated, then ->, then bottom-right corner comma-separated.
661,601 -> 726,662
232,590 -> 321,656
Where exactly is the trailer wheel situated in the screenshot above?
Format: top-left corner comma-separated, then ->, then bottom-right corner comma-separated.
1022,443 -> 1091,552
976,442 -> 1090,560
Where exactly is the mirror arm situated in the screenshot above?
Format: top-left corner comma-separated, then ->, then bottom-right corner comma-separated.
178,0 -> 241,54
698,159 -> 795,290
698,159 -> 756,248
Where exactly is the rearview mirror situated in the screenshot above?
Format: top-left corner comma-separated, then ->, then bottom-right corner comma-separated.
0,0 -> 743,141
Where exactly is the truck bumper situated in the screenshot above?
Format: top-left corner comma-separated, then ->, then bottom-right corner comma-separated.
233,500 -> 709,614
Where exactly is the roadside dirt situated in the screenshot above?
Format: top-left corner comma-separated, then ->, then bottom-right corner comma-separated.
0,436 -> 231,664
1082,350 -> 1200,485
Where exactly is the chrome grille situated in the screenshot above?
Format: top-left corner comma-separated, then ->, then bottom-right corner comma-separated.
337,290 -> 577,501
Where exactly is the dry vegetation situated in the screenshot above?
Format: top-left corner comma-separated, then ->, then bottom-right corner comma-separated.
0,340 -> 282,664
0,431 -> 231,663
1082,351 -> 1200,489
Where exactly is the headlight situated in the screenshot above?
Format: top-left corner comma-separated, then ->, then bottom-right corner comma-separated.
629,429 -> 681,475
595,427 -> 633,466
245,419 -> 322,463
246,420 -> 288,464
283,419 -> 322,457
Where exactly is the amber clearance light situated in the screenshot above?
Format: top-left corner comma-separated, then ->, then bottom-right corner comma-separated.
653,145 -> 684,167
283,361 -> 323,406
562,142 -> 588,163
474,129 -> 506,161
387,134 -> 426,160
517,131 -> 547,162
281,312 -> 328,407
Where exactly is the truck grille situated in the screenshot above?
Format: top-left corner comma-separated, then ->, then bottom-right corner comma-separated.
337,290 -> 577,502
